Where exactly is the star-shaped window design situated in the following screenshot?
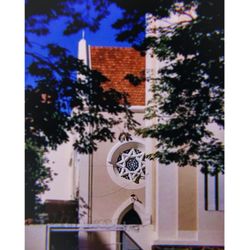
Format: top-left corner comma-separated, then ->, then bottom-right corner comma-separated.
116,148 -> 145,183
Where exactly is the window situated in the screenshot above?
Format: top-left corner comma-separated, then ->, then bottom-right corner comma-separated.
204,173 -> 224,211
107,141 -> 146,189
115,148 -> 145,183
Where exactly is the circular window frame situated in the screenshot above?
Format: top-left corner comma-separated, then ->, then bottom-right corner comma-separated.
106,140 -> 145,189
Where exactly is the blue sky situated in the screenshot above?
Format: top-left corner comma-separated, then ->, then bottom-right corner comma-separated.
26,4 -> 130,59
25,4 -> 131,86
84,4 -> 131,48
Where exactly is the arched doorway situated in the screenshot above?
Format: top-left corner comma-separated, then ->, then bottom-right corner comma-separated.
118,207 -> 142,250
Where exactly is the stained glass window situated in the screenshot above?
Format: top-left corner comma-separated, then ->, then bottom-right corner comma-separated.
116,148 -> 145,183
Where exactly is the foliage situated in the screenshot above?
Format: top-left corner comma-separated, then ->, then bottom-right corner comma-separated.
25,140 -> 53,219
25,44 -> 137,154
111,0 -> 224,175
25,0 -> 138,152
25,0 -> 224,220
25,0 -> 138,218
25,0 -> 110,37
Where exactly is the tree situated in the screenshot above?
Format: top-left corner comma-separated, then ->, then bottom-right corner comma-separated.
25,0 -> 138,218
110,0 -> 224,175
25,0 -> 224,217
26,0 -> 137,152
25,46 -> 137,153
25,0 -> 110,37
25,140 -> 53,219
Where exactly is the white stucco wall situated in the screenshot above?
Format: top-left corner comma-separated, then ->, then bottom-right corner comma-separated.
25,225 -> 46,250
40,134 -> 75,202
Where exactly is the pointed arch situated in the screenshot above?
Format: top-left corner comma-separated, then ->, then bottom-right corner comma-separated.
112,197 -> 146,225
110,198 -> 146,249
120,208 -> 142,225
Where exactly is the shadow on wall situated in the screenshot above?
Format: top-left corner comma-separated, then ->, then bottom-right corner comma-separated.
50,232 -> 111,250
83,233 -> 111,250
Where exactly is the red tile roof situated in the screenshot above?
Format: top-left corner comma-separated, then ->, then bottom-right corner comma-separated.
90,46 -> 145,106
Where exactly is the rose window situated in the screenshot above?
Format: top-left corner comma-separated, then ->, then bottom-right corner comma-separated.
116,148 -> 145,183
126,158 -> 139,171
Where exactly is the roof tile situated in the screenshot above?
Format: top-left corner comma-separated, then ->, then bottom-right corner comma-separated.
90,46 -> 145,106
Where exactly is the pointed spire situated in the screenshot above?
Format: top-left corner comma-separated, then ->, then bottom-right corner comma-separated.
78,29 -> 88,63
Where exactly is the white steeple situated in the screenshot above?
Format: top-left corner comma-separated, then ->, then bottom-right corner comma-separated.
78,30 -> 88,65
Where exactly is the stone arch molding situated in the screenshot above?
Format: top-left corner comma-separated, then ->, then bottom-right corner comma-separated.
112,197 -> 147,225
110,197 -> 147,249
106,140 -> 146,189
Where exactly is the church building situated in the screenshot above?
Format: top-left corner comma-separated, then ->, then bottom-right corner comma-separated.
26,12 -> 224,250
35,32 -> 224,250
